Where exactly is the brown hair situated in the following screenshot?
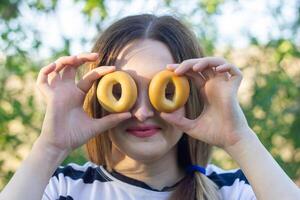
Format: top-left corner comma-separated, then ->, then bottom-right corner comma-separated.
82,14 -> 220,200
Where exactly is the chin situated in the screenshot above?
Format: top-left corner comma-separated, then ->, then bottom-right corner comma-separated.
109,130 -> 178,163
123,142 -> 170,163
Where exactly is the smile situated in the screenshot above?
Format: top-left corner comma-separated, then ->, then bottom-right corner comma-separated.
126,125 -> 161,138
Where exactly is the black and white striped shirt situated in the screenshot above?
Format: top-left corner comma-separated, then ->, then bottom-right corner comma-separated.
42,162 -> 256,200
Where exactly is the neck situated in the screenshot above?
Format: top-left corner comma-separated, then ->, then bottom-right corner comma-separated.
112,146 -> 185,190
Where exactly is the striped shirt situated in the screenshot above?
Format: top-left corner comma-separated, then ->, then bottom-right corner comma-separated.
42,162 -> 256,200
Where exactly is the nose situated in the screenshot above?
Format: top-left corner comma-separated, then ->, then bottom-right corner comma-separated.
131,89 -> 154,122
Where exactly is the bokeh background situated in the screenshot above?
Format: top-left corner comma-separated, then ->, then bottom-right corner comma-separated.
0,0 -> 299,190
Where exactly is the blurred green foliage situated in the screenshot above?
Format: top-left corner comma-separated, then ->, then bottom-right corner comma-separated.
0,0 -> 299,189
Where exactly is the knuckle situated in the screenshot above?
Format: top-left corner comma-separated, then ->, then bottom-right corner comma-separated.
182,59 -> 194,65
192,62 -> 201,70
40,65 -> 49,73
193,61 -> 200,67
90,68 -> 100,73
40,65 -> 47,70
181,60 -> 189,66
65,55 -> 77,63
56,56 -> 68,62
70,55 -> 78,61
77,53 -> 88,59
181,59 -> 191,65
83,70 -> 96,80
56,55 -> 77,64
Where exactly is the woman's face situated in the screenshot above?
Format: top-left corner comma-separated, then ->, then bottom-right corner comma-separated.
108,39 -> 185,163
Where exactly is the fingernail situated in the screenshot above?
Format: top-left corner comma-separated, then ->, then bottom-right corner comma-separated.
50,62 -> 56,67
174,68 -> 180,74
167,64 -> 178,69
103,66 -> 115,69
91,53 -> 99,57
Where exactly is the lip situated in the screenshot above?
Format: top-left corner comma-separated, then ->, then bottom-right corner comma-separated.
126,125 -> 161,138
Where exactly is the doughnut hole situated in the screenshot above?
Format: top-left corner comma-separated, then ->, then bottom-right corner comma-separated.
165,81 -> 175,100
112,83 -> 122,100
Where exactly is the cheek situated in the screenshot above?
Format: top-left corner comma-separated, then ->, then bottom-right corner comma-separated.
163,107 -> 185,141
165,124 -> 183,144
108,127 -> 124,148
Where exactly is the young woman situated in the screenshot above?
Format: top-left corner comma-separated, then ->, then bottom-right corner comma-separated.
1,14 -> 299,200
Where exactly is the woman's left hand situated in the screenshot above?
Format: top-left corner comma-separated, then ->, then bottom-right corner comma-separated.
160,57 -> 252,149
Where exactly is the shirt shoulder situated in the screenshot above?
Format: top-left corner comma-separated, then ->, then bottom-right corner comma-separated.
52,161 -> 112,183
42,162 -> 112,200
206,164 -> 257,200
42,162 -> 170,200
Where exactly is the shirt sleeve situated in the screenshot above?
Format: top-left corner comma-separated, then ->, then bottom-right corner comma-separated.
206,165 -> 257,200
42,177 -> 59,199
218,175 -> 257,200
42,167 -> 67,200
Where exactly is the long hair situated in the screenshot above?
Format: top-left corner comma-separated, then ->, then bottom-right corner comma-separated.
82,14 -> 220,200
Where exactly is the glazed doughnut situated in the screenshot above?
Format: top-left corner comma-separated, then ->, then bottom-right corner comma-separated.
97,71 -> 137,113
148,70 -> 190,113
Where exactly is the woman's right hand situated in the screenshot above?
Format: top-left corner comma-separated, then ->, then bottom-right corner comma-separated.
36,53 -> 131,153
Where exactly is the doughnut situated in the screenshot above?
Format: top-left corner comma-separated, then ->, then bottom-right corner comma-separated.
96,71 -> 137,113
148,70 -> 190,113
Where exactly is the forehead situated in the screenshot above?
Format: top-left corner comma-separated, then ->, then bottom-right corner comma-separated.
115,39 -> 174,81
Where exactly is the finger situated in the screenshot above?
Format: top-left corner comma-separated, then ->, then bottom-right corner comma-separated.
77,52 -> 99,61
61,53 -> 99,81
77,66 -> 116,93
75,52 -> 99,67
166,63 -> 179,70
48,71 -> 61,87
215,63 -> 243,82
192,57 -> 227,72
90,112 -> 132,135
54,53 -> 98,72
36,63 -> 56,93
61,65 -> 76,81
167,66 -> 207,110
201,68 -> 215,79
160,111 -> 195,133
185,71 -> 206,88
199,87 -> 209,107
173,59 -> 199,75
54,56 -> 77,72
214,70 -> 231,81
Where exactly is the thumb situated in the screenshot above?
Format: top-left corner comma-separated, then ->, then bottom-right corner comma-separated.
90,112 -> 132,135
160,111 -> 193,132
